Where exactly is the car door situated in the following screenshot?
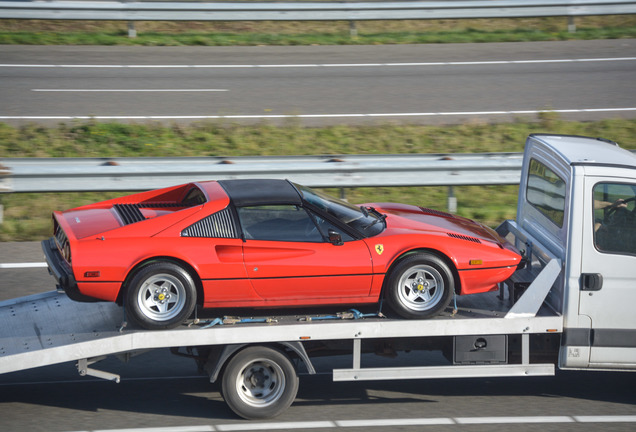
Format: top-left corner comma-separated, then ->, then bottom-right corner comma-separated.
237,204 -> 374,302
579,177 -> 636,369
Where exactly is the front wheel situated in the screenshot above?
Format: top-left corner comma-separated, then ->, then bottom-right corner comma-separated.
385,253 -> 454,319
125,262 -> 197,330
221,346 -> 299,420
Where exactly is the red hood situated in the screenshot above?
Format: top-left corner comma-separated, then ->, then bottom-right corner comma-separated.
369,203 -> 508,245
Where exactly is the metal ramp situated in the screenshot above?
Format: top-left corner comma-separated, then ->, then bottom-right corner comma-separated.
0,291 -> 125,375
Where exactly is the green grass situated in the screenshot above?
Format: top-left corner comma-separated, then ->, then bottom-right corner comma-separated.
0,16 -> 635,45
3,27 -> 636,46
2,117 -> 635,241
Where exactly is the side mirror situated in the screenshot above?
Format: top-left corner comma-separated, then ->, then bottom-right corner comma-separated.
328,229 -> 344,246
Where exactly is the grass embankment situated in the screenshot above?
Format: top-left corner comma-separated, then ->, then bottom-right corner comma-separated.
2,117 -> 635,241
0,16 -> 635,45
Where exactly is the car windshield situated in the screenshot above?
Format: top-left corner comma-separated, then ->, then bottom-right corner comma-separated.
295,184 -> 385,237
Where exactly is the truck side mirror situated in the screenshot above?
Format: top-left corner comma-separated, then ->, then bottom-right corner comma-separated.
328,229 -> 344,246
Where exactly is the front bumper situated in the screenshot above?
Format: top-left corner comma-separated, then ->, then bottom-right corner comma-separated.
41,237 -> 97,303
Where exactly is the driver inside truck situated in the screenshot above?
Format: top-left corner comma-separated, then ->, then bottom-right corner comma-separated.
593,187 -> 636,254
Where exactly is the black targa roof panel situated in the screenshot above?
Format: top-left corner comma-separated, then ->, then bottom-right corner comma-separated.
218,179 -> 302,207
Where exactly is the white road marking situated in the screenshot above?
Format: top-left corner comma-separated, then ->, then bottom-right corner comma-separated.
216,422 -> 334,431
455,416 -> 574,424
336,418 -> 455,426
63,415 -> 636,432
1,57 -> 635,69
574,415 -> 636,423
1,107 -> 635,122
0,262 -> 47,269
31,89 -> 228,92
91,427 -> 215,432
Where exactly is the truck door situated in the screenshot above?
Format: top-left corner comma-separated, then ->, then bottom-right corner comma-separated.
579,178 -> 636,368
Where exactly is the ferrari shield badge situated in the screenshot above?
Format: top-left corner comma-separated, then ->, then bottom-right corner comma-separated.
375,244 -> 384,255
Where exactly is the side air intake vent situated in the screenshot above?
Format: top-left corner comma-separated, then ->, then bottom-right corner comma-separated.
182,208 -> 238,238
447,233 -> 481,244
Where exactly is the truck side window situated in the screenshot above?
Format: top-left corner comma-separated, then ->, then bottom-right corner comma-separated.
593,183 -> 636,255
526,159 -> 566,227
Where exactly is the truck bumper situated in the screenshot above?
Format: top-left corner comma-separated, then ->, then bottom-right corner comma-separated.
41,237 -> 98,303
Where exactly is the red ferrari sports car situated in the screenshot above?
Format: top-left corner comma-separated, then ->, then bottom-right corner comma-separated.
42,179 -> 521,330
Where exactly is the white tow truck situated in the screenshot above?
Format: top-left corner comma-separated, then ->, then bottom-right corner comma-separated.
1,134 -> 635,419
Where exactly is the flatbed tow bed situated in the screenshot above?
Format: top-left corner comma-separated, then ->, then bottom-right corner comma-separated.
0,223 -> 563,388
0,289 -> 561,383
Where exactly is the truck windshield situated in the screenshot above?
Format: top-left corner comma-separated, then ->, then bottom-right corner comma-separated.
294,184 -> 385,237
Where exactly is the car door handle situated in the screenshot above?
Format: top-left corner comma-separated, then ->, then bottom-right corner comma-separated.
581,273 -> 603,291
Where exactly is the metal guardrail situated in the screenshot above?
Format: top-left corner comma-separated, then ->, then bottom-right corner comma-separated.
1,153 -> 524,193
1,0 -> 635,37
1,0 -> 635,22
0,0 -> 636,37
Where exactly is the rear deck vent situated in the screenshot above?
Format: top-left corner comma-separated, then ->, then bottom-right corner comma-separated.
182,208 -> 238,238
138,202 -> 183,208
419,207 -> 454,218
447,233 -> 481,244
114,204 -> 146,225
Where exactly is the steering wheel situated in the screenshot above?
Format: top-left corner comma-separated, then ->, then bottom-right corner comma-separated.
605,197 -> 636,218
603,197 -> 636,230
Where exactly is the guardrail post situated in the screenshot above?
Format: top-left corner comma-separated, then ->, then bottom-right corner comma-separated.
128,21 -> 137,38
448,186 -> 457,214
568,16 -> 576,33
349,21 -> 358,38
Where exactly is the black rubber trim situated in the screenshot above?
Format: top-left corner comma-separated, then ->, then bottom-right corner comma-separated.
562,328 -> 591,347
563,328 -> 636,348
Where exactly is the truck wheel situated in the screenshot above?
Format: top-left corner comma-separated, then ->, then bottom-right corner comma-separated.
125,262 -> 197,330
385,253 -> 454,319
221,346 -> 299,420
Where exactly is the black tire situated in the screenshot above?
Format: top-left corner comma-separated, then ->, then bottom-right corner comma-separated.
385,253 -> 454,319
125,262 -> 197,330
221,346 -> 299,420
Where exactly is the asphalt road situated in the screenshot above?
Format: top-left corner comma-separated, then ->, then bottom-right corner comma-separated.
1,40 -> 635,125
1,242 -> 636,431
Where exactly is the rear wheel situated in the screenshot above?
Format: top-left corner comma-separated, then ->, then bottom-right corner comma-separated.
125,262 -> 197,330
385,253 -> 454,319
221,346 -> 299,420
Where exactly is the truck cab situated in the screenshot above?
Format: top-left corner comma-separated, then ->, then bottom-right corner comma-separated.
516,134 -> 636,370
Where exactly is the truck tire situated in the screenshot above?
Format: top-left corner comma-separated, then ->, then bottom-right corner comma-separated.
385,253 -> 454,319
125,262 -> 197,330
221,346 -> 299,419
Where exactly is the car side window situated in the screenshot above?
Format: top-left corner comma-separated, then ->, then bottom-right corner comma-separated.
593,182 -> 636,255
237,205 -> 323,242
